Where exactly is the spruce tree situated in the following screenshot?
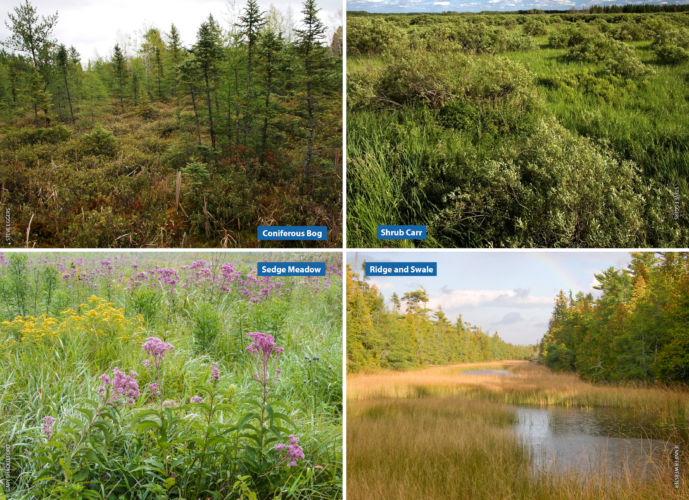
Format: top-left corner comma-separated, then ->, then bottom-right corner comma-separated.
55,44 -> 74,123
237,0 -> 265,149
112,44 -> 127,112
166,24 -> 183,100
257,29 -> 283,163
193,16 -> 223,149
295,0 -> 327,192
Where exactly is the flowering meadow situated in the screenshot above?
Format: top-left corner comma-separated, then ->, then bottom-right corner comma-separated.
0,252 -> 342,498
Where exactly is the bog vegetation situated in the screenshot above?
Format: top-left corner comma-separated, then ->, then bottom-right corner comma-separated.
347,8 -> 689,248
0,0 -> 342,247
0,252 -> 342,498
540,251 -> 689,384
346,266 -> 533,372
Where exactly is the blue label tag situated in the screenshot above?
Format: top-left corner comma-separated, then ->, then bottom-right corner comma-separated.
365,262 -> 437,277
257,226 -> 327,241
257,262 -> 326,276
377,225 -> 427,240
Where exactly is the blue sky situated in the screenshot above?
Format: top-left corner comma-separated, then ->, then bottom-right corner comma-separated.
348,251 -> 636,346
347,0 -> 687,13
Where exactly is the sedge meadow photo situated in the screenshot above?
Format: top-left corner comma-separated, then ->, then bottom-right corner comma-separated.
0,252 -> 342,498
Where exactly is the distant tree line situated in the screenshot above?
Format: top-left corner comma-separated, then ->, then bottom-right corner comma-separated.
539,253 -> 689,384
347,267 -> 534,372
348,4 -> 689,15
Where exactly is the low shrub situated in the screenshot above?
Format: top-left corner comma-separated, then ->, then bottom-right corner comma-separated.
347,18 -> 403,56
80,124 -> 118,158
1,125 -> 71,149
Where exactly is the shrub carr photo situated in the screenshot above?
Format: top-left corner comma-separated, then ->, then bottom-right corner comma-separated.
346,3 -> 689,248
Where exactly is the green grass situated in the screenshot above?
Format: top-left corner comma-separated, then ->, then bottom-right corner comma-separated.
347,12 -> 689,248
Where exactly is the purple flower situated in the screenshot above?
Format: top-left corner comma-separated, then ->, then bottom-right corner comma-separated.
99,368 -> 140,405
191,395 -> 203,403
246,332 -> 283,386
275,435 -> 305,467
142,337 -> 174,369
163,400 -> 177,408
246,332 -> 283,363
42,416 -> 56,439
149,383 -> 161,396
210,362 -> 219,382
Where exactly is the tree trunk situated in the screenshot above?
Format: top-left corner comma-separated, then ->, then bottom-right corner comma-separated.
63,71 -> 75,124
303,77 -> 315,194
190,86 -> 202,145
203,69 -> 215,149
261,56 -> 273,164
244,45 -> 253,149
118,78 -> 124,113
226,78 -> 233,146
234,68 -> 241,148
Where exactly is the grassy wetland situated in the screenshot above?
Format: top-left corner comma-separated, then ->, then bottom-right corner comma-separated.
347,252 -> 689,499
347,8 -> 689,248
347,361 -> 689,500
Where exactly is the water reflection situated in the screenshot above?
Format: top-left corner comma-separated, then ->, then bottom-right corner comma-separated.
514,406 -> 674,478
462,369 -> 511,376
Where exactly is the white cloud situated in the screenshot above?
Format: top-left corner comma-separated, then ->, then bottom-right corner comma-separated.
368,279 -> 397,291
492,312 -> 524,325
428,288 -> 553,310
433,1 -> 450,4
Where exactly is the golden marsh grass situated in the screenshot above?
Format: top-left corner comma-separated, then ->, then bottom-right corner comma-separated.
347,361 -> 689,499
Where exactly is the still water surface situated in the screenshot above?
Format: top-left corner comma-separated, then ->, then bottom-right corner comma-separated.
462,368 -> 678,478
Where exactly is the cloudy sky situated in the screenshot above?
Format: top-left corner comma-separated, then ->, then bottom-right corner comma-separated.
347,0 -> 686,13
0,0 -> 341,63
348,251 -> 636,346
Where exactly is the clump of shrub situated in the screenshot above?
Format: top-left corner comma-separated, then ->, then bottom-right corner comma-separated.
348,18 -> 403,55
604,43 -> 649,78
655,44 -> 689,64
430,118 -> 647,247
136,100 -> 156,120
653,28 -> 689,64
614,21 -> 650,42
1,125 -> 71,149
523,19 -> 547,36
80,124 -> 117,157
565,32 -> 616,62
376,51 -> 465,108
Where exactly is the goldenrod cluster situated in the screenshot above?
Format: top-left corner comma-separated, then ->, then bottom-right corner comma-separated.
0,296 -> 146,349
